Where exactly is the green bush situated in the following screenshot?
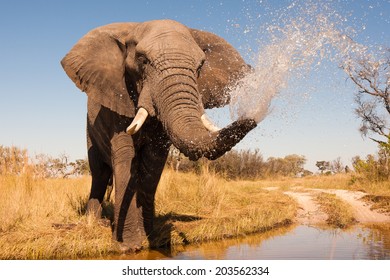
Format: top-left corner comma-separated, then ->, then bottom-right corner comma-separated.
352,146 -> 390,181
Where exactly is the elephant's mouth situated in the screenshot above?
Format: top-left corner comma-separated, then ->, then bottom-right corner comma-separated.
127,109 -> 220,135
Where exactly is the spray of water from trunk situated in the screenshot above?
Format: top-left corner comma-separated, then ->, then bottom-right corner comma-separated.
227,1 -> 384,126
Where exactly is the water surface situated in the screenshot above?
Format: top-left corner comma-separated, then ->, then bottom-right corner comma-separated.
114,224 -> 390,260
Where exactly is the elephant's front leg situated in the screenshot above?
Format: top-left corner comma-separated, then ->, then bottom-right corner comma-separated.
136,135 -> 170,241
111,131 -> 169,252
111,132 -> 143,251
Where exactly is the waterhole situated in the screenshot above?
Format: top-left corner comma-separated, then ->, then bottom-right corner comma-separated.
113,224 -> 390,260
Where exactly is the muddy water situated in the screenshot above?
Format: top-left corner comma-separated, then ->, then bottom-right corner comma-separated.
114,224 -> 390,260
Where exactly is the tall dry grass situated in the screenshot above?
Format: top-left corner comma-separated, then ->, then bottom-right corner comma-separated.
0,174 -> 114,259
252,173 -> 352,191
6,167 -> 389,259
155,168 -> 297,246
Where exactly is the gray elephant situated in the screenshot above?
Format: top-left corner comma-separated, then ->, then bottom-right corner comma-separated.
61,19 -> 256,252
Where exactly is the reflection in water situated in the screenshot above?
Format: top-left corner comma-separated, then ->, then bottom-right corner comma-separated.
216,225 -> 390,260
111,224 -> 390,260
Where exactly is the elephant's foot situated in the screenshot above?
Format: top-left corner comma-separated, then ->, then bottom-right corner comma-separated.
112,223 -> 150,254
111,191 -> 154,253
118,242 -> 143,254
98,218 -> 112,227
113,235 -> 149,254
112,224 -> 149,254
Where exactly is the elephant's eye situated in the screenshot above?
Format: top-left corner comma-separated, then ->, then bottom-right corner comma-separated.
196,60 -> 205,78
137,54 -> 149,67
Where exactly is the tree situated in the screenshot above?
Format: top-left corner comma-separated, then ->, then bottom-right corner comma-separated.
266,155 -> 306,177
330,157 -> 344,173
211,149 -> 265,179
68,159 -> 90,177
344,49 -> 390,147
284,154 -> 306,176
0,145 -> 29,175
316,161 -> 330,174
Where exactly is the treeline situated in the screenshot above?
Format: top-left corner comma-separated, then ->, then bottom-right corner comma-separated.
1,145 -> 309,180
166,148 -> 310,180
2,144 -> 390,181
167,145 -> 390,181
0,145 -> 89,178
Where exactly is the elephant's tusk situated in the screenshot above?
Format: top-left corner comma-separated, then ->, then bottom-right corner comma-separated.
201,114 -> 220,132
126,108 -> 149,135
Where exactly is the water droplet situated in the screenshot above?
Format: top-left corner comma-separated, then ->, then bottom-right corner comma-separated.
227,1 -> 375,128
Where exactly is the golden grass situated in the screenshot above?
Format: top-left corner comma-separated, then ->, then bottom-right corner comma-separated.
361,195 -> 390,214
260,174 -> 390,214
258,174 -> 390,194
255,174 -> 353,191
0,174 -> 114,259
0,169 -> 297,259
2,169 -> 389,259
155,168 -> 296,246
314,192 -> 357,228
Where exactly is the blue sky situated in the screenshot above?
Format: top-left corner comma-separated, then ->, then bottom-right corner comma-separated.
0,0 -> 388,171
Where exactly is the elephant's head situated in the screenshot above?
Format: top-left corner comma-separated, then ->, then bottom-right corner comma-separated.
61,20 -> 256,160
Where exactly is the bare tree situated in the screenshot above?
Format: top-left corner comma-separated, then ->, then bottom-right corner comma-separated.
330,157 -> 344,173
0,145 -> 29,175
344,49 -> 390,146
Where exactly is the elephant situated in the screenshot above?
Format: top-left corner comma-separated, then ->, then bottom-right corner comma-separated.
61,19 -> 257,252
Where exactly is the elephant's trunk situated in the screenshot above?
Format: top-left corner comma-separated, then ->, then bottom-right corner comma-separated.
171,116 -> 257,161
154,64 -> 257,161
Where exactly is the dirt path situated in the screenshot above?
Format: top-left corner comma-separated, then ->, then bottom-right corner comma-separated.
318,189 -> 390,223
267,187 -> 390,225
283,191 -> 328,225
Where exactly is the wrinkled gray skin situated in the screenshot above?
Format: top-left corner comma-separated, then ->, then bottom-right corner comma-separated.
61,20 -> 256,252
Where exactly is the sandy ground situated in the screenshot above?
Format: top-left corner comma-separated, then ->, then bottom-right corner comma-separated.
267,187 -> 390,225
283,190 -> 328,225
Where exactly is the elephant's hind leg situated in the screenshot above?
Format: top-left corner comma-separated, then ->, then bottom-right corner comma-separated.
87,145 -> 113,219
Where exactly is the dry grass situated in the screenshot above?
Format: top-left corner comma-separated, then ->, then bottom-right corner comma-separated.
155,168 -> 296,246
256,174 -> 354,191
351,179 -> 390,213
0,168 -> 297,259
361,195 -> 390,214
0,174 -> 114,259
256,174 -> 390,227
258,174 -> 390,214
3,169 -> 389,259
315,192 -> 357,228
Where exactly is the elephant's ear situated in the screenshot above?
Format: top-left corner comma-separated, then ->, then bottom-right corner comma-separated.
61,23 -> 136,118
190,29 -> 249,109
